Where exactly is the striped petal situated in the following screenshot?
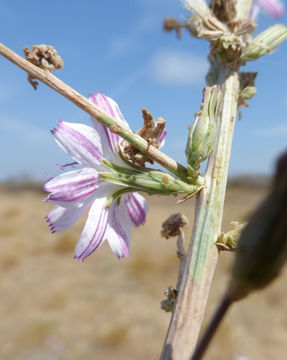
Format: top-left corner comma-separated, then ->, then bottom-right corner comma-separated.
51,120 -> 104,168
43,168 -> 100,206
106,200 -> 131,258
123,193 -> 148,227
252,0 -> 284,19
45,200 -> 93,233
258,0 -> 284,18
159,129 -> 167,149
90,92 -> 129,155
74,196 -> 109,261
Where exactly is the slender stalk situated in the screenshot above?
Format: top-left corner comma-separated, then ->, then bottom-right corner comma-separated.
190,294 -> 233,360
0,43 -> 188,180
175,229 -> 187,290
160,69 -> 240,360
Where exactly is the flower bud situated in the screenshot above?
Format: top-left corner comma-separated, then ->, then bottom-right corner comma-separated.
217,221 -> 246,251
228,151 -> 287,301
241,24 -> 287,63
240,86 -> 257,101
185,86 -> 221,172
100,167 -> 201,196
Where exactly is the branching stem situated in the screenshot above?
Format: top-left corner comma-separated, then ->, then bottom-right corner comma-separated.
0,43 -> 188,180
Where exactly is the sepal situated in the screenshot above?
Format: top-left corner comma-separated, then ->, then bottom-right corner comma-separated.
100,168 -> 201,196
241,24 -> 287,62
185,86 -> 221,177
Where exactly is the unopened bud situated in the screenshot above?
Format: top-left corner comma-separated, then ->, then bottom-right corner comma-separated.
228,151 -> 287,301
217,222 -> 246,251
185,86 -> 221,172
100,163 -> 201,196
240,86 -> 257,101
160,286 -> 178,312
241,24 -> 287,63
161,298 -> 175,312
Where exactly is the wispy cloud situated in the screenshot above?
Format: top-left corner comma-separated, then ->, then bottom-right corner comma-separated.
256,123 -> 287,137
108,19 -> 156,57
109,66 -> 147,98
108,0 -> 179,57
150,49 -> 208,86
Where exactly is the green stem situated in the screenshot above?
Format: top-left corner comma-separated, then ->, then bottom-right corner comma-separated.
160,69 -> 240,360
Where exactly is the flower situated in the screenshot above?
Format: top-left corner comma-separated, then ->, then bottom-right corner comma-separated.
251,0 -> 284,20
44,92 -> 155,261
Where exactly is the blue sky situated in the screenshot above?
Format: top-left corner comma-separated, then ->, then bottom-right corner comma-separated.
0,0 -> 287,181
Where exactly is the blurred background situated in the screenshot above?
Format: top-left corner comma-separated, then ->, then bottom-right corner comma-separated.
0,0 -> 286,359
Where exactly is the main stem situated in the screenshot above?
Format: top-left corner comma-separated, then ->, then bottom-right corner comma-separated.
161,68 -> 239,360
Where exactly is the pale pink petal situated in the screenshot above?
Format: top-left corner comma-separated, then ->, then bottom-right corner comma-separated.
51,120 -> 103,168
43,168 -> 100,204
159,129 -> 167,149
74,197 -> 109,261
89,94 -> 116,160
106,200 -> 131,258
123,193 -> 148,227
90,92 -> 129,154
256,0 -> 284,18
45,200 -> 92,233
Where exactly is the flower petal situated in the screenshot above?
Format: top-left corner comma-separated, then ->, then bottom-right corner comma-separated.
90,92 -> 129,154
45,201 -> 92,233
106,200 -> 131,258
73,196 -> 109,261
159,129 -> 167,149
43,168 -> 100,205
123,193 -> 148,227
51,120 -> 103,167
257,0 -> 284,18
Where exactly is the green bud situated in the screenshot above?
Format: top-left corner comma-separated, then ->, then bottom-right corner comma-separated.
241,24 -> 287,63
228,151 -> 287,301
100,168 -> 201,196
185,86 -> 221,172
217,222 -> 246,251
240,86 -> 256,101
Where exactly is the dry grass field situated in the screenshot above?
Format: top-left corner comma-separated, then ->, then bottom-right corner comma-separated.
0,186 -> 286,360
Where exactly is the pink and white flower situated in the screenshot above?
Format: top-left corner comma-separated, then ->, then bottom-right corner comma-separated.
251,0 -> 284,19
44,92 -> 152,261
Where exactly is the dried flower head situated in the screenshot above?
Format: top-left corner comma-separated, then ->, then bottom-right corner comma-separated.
163,17 -> 183,38
122,108 -> 167,167
23,44 -> 63,89
161,213 -> 188,239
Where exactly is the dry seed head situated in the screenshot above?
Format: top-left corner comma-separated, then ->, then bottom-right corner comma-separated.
23,44 -> 63,71
161,213 -> 188,239
122,108 -> 166,167
23,44 -> 63,90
